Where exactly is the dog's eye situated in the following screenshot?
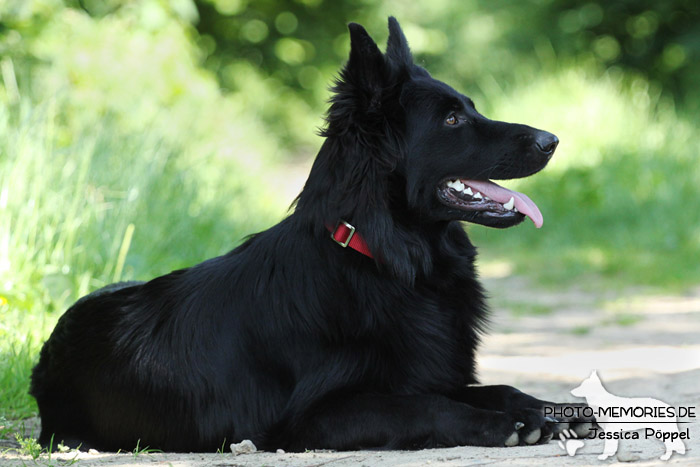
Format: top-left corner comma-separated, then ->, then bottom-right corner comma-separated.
445,114 -> 459,126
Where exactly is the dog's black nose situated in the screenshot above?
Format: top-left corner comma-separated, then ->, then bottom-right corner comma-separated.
535,131 -> 559,157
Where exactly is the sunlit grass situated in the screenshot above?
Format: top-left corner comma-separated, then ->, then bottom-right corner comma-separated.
0,331 -> 47,419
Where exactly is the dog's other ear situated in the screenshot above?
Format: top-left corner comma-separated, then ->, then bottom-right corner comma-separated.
385,17 -> 412,69
345,22 -> 386,91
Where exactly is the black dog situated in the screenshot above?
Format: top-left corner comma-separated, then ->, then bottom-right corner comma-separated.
31,18 -> 589,452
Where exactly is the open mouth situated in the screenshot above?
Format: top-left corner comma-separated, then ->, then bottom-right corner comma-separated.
437,179 -> 544,228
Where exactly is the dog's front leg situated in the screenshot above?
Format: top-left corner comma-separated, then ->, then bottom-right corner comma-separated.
263,392 -> 547,451
449,385 -> 595,438
449,385 -> 545,412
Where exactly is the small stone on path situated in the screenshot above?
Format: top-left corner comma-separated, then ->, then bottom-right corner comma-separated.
230,439 -> 257,455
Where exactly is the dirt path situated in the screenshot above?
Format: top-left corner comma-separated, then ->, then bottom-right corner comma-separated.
2,276 -> 698,466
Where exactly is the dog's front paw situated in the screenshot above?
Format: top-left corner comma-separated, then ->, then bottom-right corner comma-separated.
503,408 -> 554,446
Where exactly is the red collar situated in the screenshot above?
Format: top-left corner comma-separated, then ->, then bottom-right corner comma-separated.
327,220 -> 374,259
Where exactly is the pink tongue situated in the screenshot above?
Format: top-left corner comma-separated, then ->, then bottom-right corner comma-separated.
462,179 -> 543,228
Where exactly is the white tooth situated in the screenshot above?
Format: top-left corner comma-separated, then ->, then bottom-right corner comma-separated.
465,187 -> 473,196
473,192 -> 482,200
454,181 -> 465,192
446,181 -> 456,189
503,197 -> 515,210
484,196 -> 491,201
513,207 -> 519,213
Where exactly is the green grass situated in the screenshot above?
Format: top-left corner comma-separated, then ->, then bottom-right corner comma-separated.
509,304 -> 555,317
570,326 -> 592,336
13,431 -> 44,460
129,439 -> 163,457
0,337 -> 45,419
608,313 -> 645,327
7,430 -> 81,466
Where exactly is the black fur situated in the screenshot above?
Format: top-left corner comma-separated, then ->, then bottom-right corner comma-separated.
30,18 -> 586,453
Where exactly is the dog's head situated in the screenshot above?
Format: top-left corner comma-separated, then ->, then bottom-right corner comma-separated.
296,18 -> 557,281
313,17 -> 556,229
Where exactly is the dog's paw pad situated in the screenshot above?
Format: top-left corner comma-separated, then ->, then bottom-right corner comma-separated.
504,432 -> 519,447
524,428 -> 541,445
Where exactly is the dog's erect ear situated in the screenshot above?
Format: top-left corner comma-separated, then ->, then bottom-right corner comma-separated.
386,17 -> 412,69
590,370 -> 599,380
323,23 -> 388,135
345,22 -> 386,90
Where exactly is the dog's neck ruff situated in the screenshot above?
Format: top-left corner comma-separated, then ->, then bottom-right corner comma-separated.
328,220 -> 374,259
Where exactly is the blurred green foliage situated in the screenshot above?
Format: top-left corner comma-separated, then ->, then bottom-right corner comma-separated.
0,0 -> 699,419
3,0 -> 700,153
191,0 -> 700,111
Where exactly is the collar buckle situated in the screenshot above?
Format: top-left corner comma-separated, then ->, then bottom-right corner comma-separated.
331,220 -> 356,248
